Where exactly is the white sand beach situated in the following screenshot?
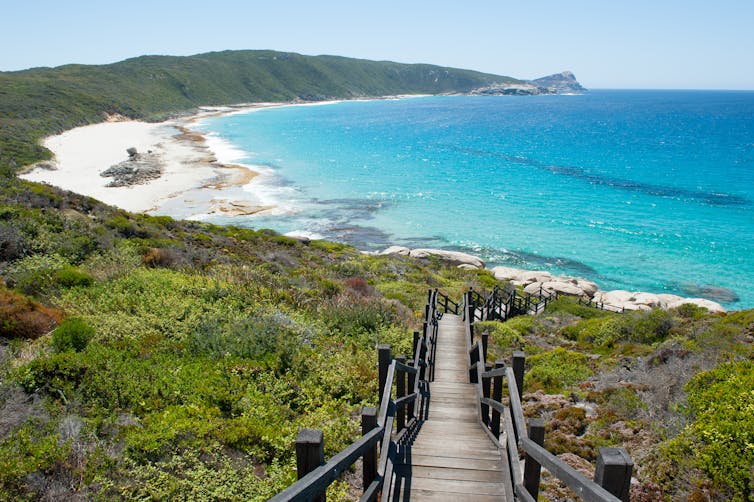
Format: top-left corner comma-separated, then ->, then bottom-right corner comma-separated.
19,97 -> 426,216
19,113 -> 262,214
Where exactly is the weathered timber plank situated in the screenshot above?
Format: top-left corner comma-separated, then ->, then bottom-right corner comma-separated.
408,477 -> 505,495
412,434 -> 495,445
410,444 -> 499,455
403,465 -> 505,482
418,422 -> 491,433
401,313 -> 509,500
413,434 -> 498,448
428,402 -> 479,412
409,490 -> 503,502
409,446 -> 502,460
429,382 -> 475,390
408,454 -> 503,471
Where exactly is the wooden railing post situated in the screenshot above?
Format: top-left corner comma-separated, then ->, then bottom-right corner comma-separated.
361,407 -> 378,492
595,447 -> 633,502
378,344 -> 392,406
469,342 -> 480,383
296,429 -> 326,502
512,351 -> 526,403
427,288 -> 433,305
491,360 -> 504,439
523,418 -> 545,500
412,331 -> 420,361
481,362 -> 492,426
481,330 -> 489,363
419,337 -> 428,381
395,355 -> 406,432
407,359 -> 416,420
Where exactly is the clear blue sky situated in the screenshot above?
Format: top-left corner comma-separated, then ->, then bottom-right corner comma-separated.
2,0 -> 753,90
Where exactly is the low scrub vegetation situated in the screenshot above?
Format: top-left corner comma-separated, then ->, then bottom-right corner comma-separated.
0,178 -> 493,500
0,179 -> 751,500
483,297 -> 753,501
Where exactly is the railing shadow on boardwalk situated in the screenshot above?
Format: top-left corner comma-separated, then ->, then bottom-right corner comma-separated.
270,287 -> 633,501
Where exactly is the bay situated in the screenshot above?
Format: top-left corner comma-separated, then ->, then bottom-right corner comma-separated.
194,91 -> 754,308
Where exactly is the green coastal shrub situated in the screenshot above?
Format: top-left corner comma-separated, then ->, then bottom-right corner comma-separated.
54,266 -> 95,288
623,308 -> 675,344
6,253 -> 69,296
546,296 -> 614,319
0,423 -> 68,499
187,312 -> 301,370
561,316 -> 624,348
376,280 -> 428,312
526,348 -> 592,393
679,360 -> 754,499
51,317 -> 95,352
320,295 -> 401,336
561,308 -> 675,349
475,321 -> 525,361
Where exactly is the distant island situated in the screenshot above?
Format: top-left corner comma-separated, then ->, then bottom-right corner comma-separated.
0,50 -> 584,172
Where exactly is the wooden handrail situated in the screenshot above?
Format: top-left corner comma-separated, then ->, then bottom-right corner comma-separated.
273,292 -> 440,501
394,361 -> 418,374
462,295 -> 632,502
506,367 -> 527,442
519,438 -> 623,502
269,426 -> 385,501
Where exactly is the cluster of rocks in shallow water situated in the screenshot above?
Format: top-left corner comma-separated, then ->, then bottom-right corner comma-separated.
378,246 -> 485,270
491,266 -> 726,313
377,246 -> 726,313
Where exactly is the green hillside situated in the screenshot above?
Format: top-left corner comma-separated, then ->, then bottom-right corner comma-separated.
0,50 -> 521,170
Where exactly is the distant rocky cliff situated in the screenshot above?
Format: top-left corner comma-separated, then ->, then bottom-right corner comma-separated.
471,71 -> 586,96
531,71 -> 586,94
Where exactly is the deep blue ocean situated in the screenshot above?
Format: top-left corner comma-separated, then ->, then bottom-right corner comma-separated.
196,91 -> 754,308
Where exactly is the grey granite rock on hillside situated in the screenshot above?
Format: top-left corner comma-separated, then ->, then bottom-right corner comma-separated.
470,70 -> 586,96
530,71 -> 586,94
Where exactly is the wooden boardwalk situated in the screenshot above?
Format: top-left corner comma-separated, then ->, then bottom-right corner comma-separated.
393,314 -> 508,501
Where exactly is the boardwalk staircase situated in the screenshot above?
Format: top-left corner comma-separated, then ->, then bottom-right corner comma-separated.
271,288 -> 633,501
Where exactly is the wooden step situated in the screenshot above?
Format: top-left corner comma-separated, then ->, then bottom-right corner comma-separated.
399,313 -> 509,500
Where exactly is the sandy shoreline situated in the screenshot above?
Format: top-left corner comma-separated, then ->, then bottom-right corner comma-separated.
19,97 -> 424,216
19,103 -> 287,215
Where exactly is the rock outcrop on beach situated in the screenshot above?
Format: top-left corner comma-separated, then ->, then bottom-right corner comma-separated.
100,148 -> 162,187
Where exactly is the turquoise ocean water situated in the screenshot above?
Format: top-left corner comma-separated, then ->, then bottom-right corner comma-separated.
194,91 -> 754,308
